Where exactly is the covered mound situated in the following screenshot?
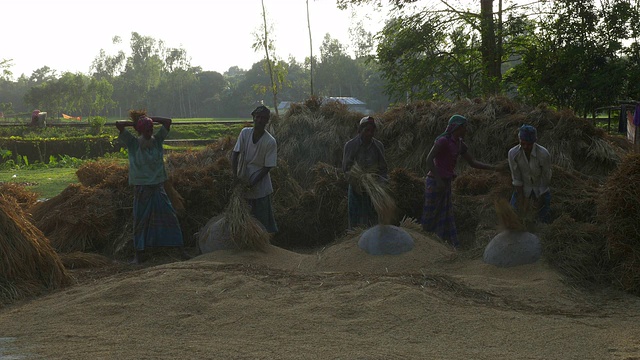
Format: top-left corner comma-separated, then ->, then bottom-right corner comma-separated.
306,222 -> 454,274
0,196 -> 70,307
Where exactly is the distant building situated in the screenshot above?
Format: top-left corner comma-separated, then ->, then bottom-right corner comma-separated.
277,97 -> 372,115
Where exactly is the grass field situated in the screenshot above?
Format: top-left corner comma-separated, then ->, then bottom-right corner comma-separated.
0,167 -> 79,199
0,118 -> 244,198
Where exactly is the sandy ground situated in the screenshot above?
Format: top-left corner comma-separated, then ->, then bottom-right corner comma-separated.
1,227 -> 640,360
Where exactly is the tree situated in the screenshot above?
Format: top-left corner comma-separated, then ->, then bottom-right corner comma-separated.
307,0 -> 315,97
253,0 -> 284,116
0,59 -> 13,81
506,0 -> 634,115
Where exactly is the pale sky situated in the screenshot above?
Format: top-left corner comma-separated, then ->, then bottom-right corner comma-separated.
3,0 -> 389,80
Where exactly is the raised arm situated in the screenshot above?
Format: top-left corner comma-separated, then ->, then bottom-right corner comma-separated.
116,120 -> 134,133
150,116 -> 172,131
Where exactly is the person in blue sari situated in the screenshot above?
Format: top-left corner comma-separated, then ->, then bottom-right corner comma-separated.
117,111 -> 189,264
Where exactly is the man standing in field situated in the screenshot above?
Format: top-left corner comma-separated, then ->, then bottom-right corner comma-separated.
508,124 -> 552,223
116,110 -> 189,264
342,116 -> 389,229
231,105 -> 278,233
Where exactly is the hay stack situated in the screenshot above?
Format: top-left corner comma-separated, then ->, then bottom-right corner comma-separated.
273,163 -> 348,249
388,168 -> 424,221
272,100 -> 360,188
597,153 -> 640,294
76,159 -> 126,187
539,214 -> 609,286
0,182 -> 39,210
29,183 -> 117,253
0,196 -> 70,306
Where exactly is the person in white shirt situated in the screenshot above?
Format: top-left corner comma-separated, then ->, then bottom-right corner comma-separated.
231,105 -> 278,233
507,124 -> 552,223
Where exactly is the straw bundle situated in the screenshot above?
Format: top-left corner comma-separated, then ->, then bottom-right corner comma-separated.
76,159 -> 125,187
493,198 -> 526,232
164,179 -> 185,215
348,163 -> 397,225
0,196 -> 70,306
223,185 -> 270,252
29,184 -> 117,253
539,214 -> 610,286
0,182 -> 39,210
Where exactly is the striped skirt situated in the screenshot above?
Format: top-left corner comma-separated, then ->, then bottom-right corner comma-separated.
133,184 -> 184,250
421,176 -> 458,247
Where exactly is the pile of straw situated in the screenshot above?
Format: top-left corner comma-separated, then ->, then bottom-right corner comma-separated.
76,159 -> 127,187
0,182 -> 39,210
388,168 -> 425,220
273,162 -> 348,249
29,184 -> 117,253
597,153 -> 640,294
272,100 -> 360,187
539,214 -> 610,286
0,196 -> 70,306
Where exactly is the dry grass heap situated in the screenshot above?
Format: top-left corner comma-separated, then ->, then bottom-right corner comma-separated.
0,182 -> 39,210
597,153 -> 640,294
273,162 -> 348,248
0,196 -> 70,306
29,183 -> 117,253
272,98 -> 361,188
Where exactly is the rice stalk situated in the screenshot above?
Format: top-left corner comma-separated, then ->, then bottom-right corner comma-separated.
224,185 -> 270,252
493,198 -> 526,232
349,163 -> 397,225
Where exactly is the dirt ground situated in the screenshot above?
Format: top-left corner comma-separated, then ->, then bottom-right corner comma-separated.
1,228 -> 640,360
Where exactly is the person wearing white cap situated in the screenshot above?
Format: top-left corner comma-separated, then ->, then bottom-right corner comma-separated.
342,116 -> 389,229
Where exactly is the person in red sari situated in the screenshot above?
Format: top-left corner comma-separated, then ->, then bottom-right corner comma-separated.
421,115 -> 498,249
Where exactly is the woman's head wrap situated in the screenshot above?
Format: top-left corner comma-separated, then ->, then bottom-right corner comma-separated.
518,124 -> 537,142
31,110 -> 40,120
135,116 -> 154,133
437,114 -> 467,139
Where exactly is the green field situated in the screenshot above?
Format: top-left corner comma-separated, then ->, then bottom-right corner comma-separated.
0,118 -> 246,198
0,167 -> 79,199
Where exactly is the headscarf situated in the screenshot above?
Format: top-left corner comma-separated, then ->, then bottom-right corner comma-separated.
358,116 -> 376,132
31,110 -> 40,120
518,124 -> 537,142
437,114 -> 467,139
135,116 -> 154,133
251,105 -> 271,117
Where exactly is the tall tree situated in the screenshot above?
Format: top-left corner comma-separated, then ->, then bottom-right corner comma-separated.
307,0 -> 315,97
338,0 -> 532,97
253,0 -> 281,116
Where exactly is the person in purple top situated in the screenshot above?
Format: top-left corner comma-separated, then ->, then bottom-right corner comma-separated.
421,114 -> 498,249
